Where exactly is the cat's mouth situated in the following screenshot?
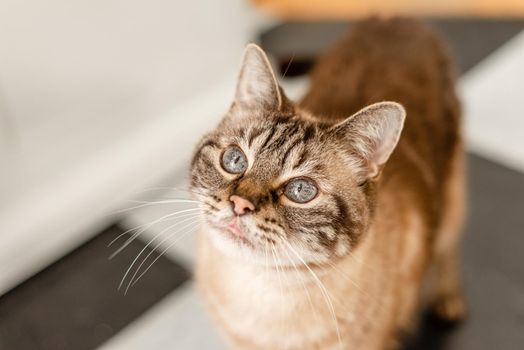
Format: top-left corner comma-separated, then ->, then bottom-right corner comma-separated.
227,217 -> 244,237
211,216 -> 255,248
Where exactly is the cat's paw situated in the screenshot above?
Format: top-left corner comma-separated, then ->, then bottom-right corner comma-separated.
430,292 -> 467,324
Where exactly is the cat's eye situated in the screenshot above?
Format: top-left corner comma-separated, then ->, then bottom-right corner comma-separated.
221,146 -> 248,174
284,178 -> 318,203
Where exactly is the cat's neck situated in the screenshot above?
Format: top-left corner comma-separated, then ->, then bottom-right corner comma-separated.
196,225 -> 374,293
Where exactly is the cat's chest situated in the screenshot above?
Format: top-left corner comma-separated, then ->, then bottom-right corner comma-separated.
208,264 -> 358,349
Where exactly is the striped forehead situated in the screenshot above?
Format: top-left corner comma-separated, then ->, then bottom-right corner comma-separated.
230,119 -> 324,180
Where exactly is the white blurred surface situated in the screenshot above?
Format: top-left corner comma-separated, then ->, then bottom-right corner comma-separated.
0,0 -> 269,294
460,30 -> 524,173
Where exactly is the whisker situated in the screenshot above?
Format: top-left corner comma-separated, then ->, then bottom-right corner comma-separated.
108,207 -> 201,257
281,53 -> 295,79
281,244 -> 319,324
117,214 -> 201,291
129,185 -> 208,198
282,240 -> 342,348
128,225 -> 200,290
324,261 -> 368,295
123,217 -> 200,293
108,209 -> 200,248
270,242 -> 285,300
128,199 -> 200,205
293,244 -> 375,295
264,241 -> 270,281
312,256 -> 384,311
269,242 -> 287,333
115,199 -> 200,214
274,242 -> 294,296
139,186 -> 209,199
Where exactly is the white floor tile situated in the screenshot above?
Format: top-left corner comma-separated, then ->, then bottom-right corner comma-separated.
98,283 -> 226,350
460,30 -> 524,172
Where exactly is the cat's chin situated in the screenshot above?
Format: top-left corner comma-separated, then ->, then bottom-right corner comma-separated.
205,225 -> 273,265
204,224 -> 330,268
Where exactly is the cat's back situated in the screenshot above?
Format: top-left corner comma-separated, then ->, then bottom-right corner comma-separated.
302,17 -> 461,190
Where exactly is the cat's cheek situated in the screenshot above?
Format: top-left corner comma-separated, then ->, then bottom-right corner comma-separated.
205,207 -> 234,228
334,235 -> 351,257
286,235 -> 327,264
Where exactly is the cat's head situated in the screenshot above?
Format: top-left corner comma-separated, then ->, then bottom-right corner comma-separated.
190,44 -> 405,266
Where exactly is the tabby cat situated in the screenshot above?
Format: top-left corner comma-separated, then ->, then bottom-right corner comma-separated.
190,18 -> 465,349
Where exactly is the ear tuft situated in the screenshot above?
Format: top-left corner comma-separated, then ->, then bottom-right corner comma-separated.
234,44 -> 283,111
331,102 -> 406,181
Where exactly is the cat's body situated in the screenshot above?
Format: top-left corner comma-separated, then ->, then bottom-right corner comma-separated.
192,18 -> 465,349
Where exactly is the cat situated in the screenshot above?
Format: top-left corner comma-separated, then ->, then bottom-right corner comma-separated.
190,17 -> 465,350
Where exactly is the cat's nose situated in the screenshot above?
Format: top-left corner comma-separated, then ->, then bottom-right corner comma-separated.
229,195 -> 255,216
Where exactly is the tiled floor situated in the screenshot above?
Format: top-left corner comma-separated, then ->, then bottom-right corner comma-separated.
0,226 -> 189,350
99,284 -> 226,350
1,19 -> 524,350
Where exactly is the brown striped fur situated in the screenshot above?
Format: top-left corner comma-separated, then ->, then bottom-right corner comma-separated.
191,17 -> 465,349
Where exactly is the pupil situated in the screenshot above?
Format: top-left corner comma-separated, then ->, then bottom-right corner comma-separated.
297,183 -> 303,193
234,155 -> 240,164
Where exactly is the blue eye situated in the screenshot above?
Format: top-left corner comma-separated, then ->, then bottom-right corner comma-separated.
284,178 -> 318,203
221,147 -> 248,174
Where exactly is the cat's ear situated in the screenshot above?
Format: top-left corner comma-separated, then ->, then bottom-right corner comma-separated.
331,102 -> 406,181
234,43 -> 286,111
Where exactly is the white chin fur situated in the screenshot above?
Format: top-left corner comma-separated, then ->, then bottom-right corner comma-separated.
205,225 -> 268,264
204,223 -> 332,267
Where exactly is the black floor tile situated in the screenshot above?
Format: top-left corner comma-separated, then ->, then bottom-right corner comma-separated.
404,154 -> 524,349
2,19 -> 523,349
0,225 -> 189,350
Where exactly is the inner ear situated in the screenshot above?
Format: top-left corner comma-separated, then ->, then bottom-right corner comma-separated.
330,102 -> 406,181
234,44 -> 283,111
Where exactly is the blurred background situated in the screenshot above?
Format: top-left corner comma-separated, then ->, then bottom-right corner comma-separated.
0,0 -> 523,349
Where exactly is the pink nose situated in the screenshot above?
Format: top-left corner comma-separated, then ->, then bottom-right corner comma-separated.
230,195 -> 255,216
